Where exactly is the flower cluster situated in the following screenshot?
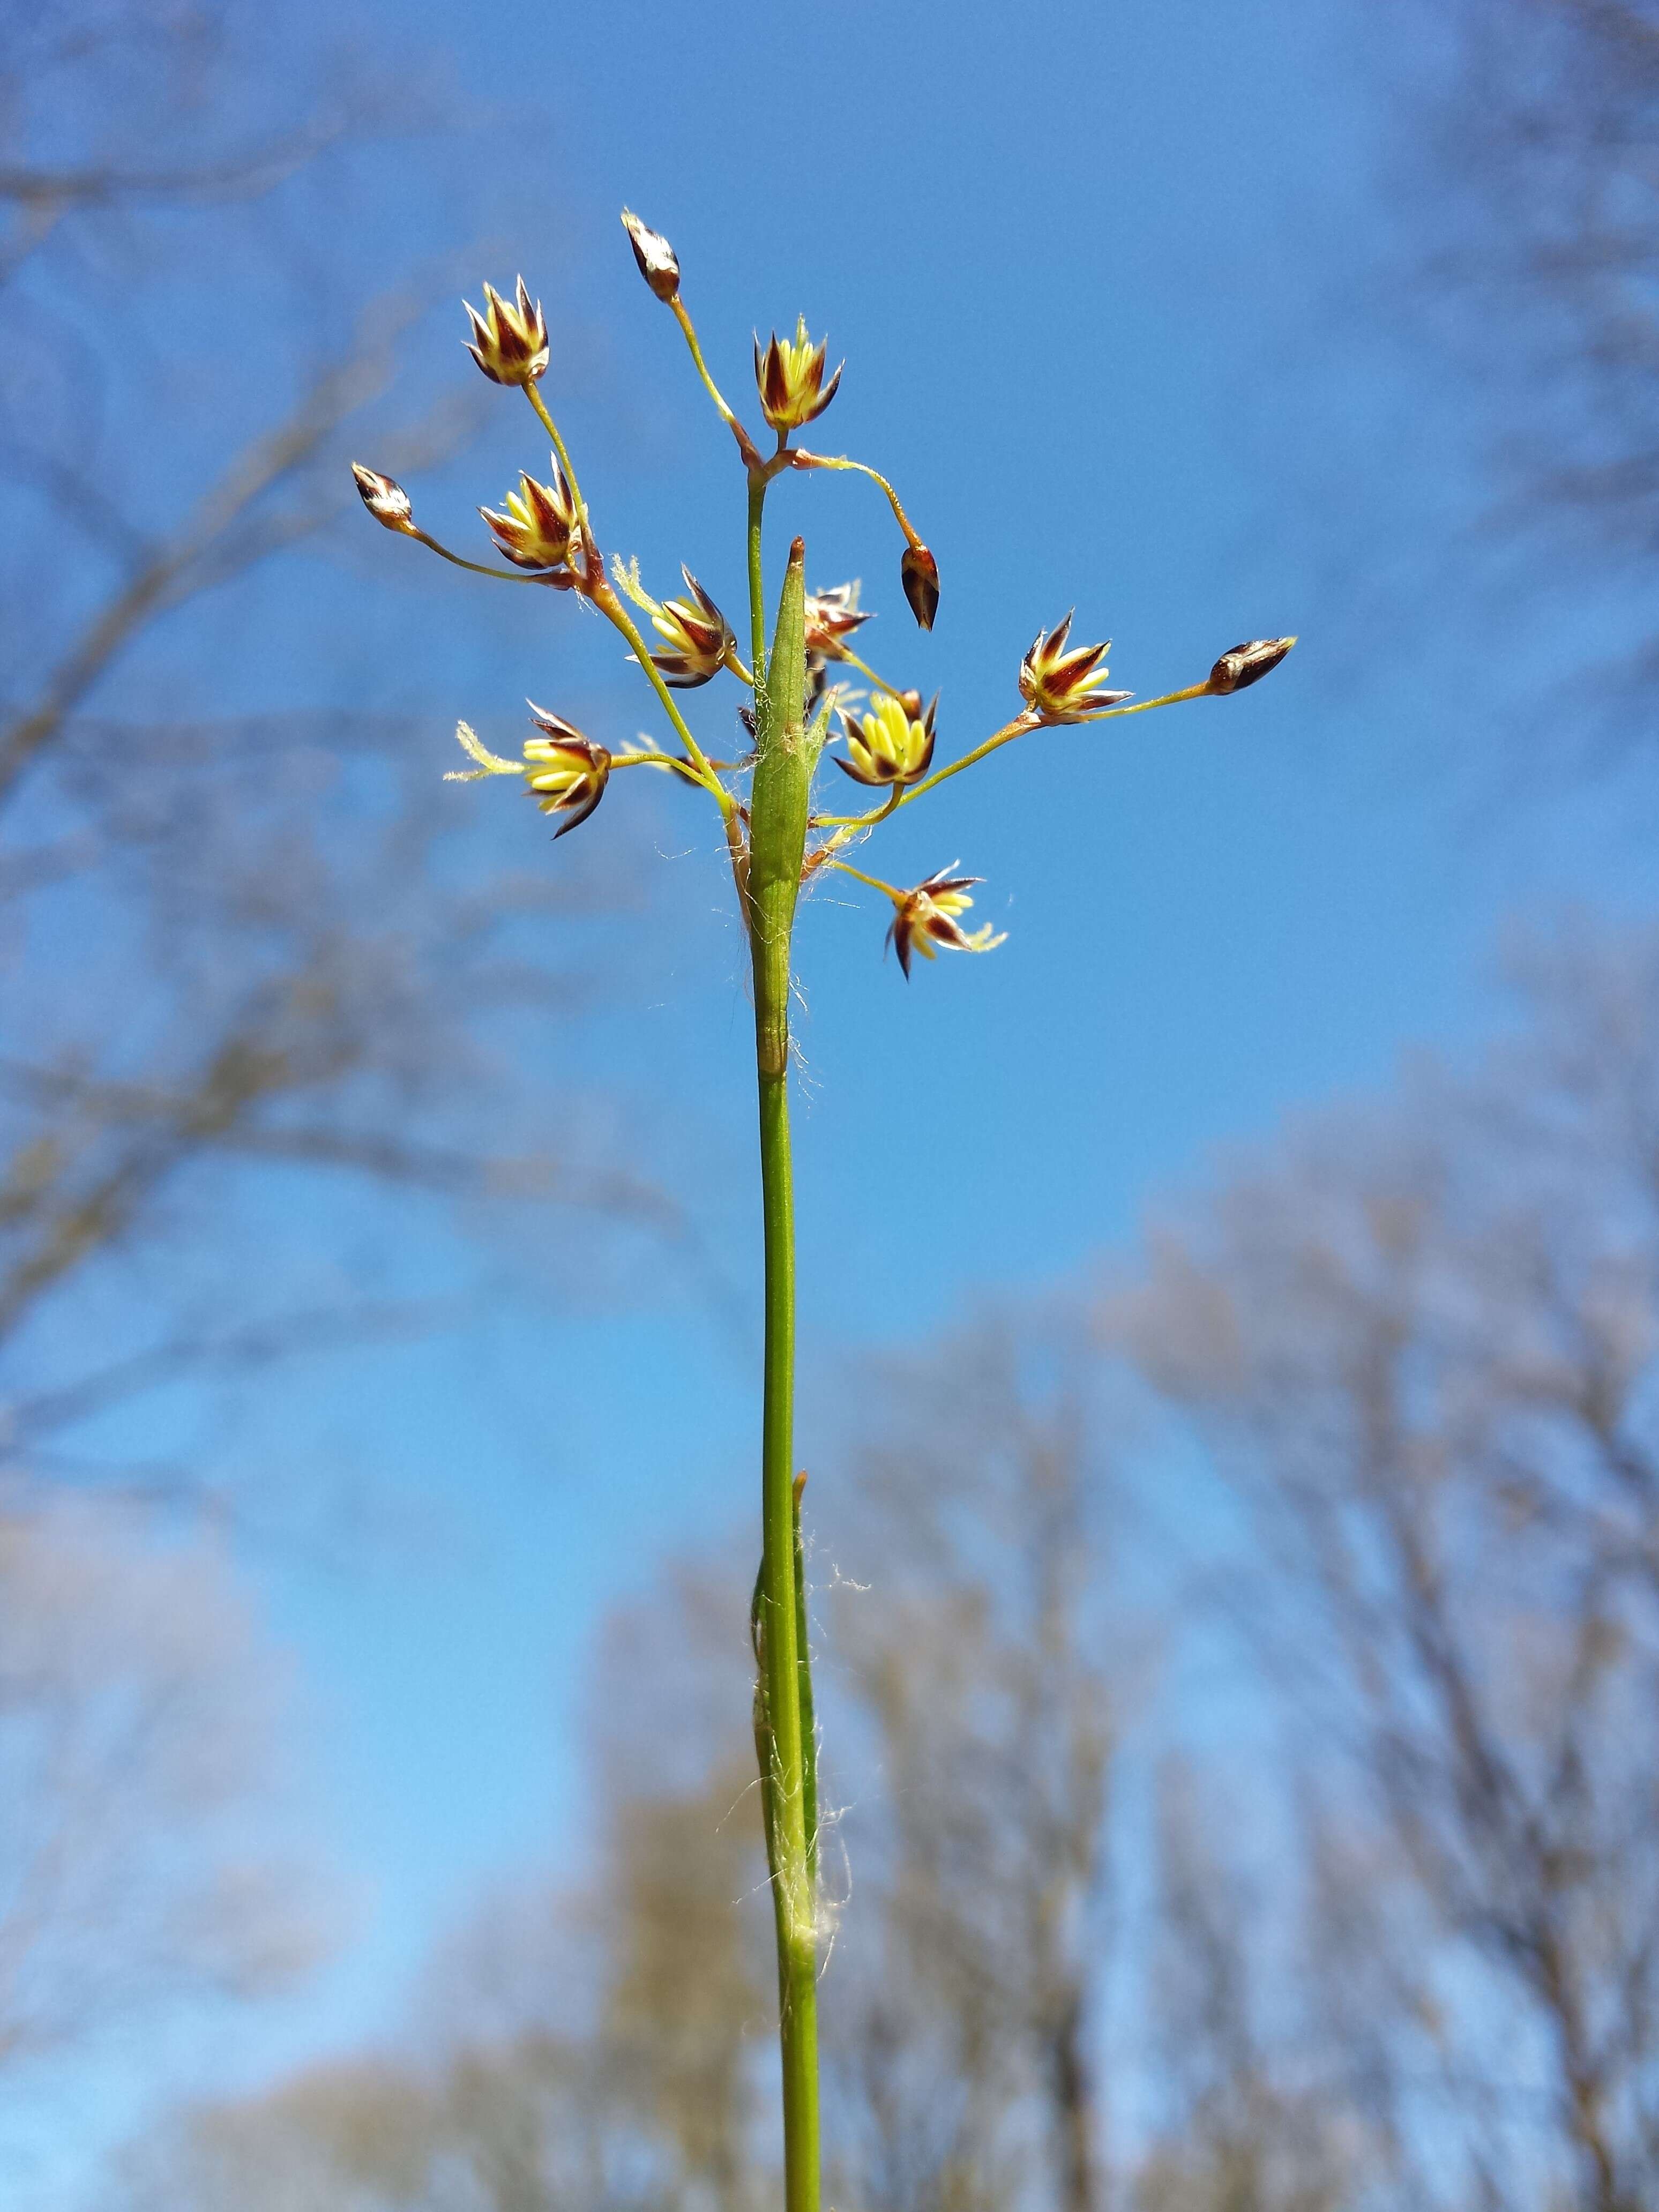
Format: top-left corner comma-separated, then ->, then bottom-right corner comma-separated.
754,317 -> 842,432
889,866 -> 1006,980
480,459 -> 579,573
836,692 -> 937,788
353,207 -> 1297,986
464,278 -> 550,386
444,713 -> 612,838
644,568 -> 736,689
524,708 -> 611,834
804,581 -> 872,662
1018,614 -> 1131,723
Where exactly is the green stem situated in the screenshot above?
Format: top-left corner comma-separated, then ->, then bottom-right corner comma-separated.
792,1471 -> 819,1888
523,383 -> 588,520
592,579 -> 730,804
824,855 -> 904,902
1095,679 -> 1210,718
669,295 -> 764,467
748,539 -> 820,2212
834,645 -> 909,699
790,449 -> 924,549
756,1007 -> 819,2212
748,472 -> 768,682
817,682 -> 1215,828
410,530 -> 558,585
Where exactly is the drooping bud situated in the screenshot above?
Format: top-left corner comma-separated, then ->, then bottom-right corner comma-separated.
754,316 -> 843,432
803,581 -> 872,662
889,865 -> 1007,980
462,277 -> 550,385
620,208 -> 681,301
645,567 -> 737,688
522,705 -> 611,836
1018,612 -> 1132,722
835,692 -> 938,788
352,464 -> 416,535
479,457 -> 578,571
900,543 -> 939,631
1206,637 -> 1297,694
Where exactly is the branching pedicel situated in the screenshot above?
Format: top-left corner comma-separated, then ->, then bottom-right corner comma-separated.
352,211 -> 1295,2212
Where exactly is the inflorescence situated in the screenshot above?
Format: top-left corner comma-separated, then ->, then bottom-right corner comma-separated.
353,217 -> 1297,980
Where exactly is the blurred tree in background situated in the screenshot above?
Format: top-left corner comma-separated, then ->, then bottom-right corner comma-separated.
1421,0 -> 1659,738
0,0 -> 666,1514
0,1494 -> 324,2072
0,0 -> 681,2112
1115,919 -> 1659,2210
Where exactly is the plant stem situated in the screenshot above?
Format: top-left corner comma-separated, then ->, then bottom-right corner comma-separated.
409,530 -> 559,585
522,383 -> 588,519
747,538 -> 820,2212
755,1036 -> 820,2212
748,472 -> 769,682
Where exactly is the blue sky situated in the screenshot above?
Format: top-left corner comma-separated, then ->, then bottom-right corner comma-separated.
9,0 -> 1656,2196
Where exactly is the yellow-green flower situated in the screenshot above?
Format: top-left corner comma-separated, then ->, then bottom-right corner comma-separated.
1207,637 -> 1297,693
522,706 -> 611,836
645,567 -> 736,689
754,316 -> 842,432
1017,612 -> 1131,723
836,692 -> 938,789
479,459 -> 578,572
463,276 -> 550,385
890,864 -> 1006,980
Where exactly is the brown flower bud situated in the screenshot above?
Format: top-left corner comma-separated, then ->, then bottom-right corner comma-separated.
1207,637 -> 1297,694
620,208 -> 681,301
900,543 -> 939,631
351,464 -> 416,535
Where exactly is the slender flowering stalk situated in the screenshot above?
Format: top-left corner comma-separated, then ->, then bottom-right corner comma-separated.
350,213 -> 1299,2212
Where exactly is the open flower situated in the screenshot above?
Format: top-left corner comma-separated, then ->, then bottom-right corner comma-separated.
1207,637 -> 1297,693
463,277 -> 550,385
754,316 -> 843,432
522,706 -> 611,836
836,692 -> 937,788
351,463 -> 417,535
1018,613 -> 1132,722
890,864 -> 1007,980
645,568 -> 736,688
621,208 -> 681,302
480,459 -> 578,571
804,581 -> 872,662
